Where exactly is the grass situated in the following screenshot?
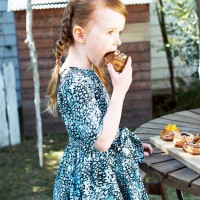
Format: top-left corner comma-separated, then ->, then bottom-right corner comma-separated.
0,133 -> 67,200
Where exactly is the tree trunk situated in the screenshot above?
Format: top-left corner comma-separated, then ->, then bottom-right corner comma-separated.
195,0 -> 200,77
25,0 -> 43,167
156,0 -> 177,104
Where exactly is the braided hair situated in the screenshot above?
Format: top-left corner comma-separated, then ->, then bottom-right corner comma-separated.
46,0 -> 127,116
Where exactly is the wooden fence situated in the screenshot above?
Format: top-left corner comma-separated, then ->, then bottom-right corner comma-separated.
0,62 -> 20,147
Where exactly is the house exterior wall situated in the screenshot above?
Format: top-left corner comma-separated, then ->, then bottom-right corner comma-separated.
14,8 -> 64,134
119,5 -> 152,127
0,0 -> 21,105
14,5 -> 152,134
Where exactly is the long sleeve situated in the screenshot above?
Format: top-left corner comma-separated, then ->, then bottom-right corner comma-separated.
60,73 -> 104,146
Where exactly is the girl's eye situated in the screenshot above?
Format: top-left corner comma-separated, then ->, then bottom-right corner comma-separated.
108,31 -> 113,35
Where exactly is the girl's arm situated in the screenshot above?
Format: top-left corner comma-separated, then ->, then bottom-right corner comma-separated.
94,57 -> 133,152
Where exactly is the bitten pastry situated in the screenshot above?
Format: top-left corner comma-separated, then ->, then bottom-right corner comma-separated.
183,134 -> 200,155
173,132 -> 195,148
104,50 -> 128,72
160,124 -> 180,141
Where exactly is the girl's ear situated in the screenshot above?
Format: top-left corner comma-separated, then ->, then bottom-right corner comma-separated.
73,25 -> 86,44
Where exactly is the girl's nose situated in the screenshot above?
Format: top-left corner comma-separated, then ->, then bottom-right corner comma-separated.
115,36 -> 122,47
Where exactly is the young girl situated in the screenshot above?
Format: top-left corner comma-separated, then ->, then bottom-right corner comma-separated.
47,0 -> 153,199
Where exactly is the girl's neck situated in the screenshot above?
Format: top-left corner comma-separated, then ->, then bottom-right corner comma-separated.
62,46 -> 92,71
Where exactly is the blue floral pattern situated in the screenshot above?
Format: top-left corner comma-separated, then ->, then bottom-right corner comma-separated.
53,67 -> 148,200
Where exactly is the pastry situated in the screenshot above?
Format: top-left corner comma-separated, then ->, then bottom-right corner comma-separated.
104,50 -> 128,72
160,124 -> 180,141
173,132 -> 195,148
183,134 -> 200,155
160,131 -> 177,141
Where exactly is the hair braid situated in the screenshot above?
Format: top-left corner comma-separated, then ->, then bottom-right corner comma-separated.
46,2 -> 74,116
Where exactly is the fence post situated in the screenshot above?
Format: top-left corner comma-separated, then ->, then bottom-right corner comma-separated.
0,69 -> 10,147
3,62 -> 20,146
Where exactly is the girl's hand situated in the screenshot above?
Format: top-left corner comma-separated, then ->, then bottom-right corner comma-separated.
142,143 -> 153,157
107,57 -> 132,97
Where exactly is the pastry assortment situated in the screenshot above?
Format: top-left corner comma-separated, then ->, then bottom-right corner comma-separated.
104,50 -> 128,72
160,124 -> 200,155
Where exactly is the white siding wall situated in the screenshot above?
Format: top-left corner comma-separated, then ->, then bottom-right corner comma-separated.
150,2 -> 171,94
0,0 -> 21,105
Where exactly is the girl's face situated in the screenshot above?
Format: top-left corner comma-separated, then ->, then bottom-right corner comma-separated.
84,7 -> 126,68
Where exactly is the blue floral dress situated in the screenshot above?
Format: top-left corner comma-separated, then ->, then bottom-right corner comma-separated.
53,67 -> 148,200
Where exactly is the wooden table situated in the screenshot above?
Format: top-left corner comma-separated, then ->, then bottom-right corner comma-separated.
135,108 -> 200,199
